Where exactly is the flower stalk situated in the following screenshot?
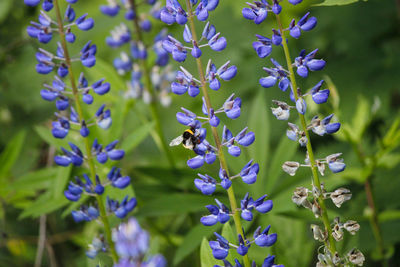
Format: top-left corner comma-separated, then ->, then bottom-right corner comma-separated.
53,0 -> 118,261
184,1 -> 250,266
275,13 -> 337,257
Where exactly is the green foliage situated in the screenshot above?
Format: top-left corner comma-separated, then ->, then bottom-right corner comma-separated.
0,0 -> 399,266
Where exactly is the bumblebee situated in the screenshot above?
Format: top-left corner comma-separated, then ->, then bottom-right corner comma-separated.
169,127 -> 201,150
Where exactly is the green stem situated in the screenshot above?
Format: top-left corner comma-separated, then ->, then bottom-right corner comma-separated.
184,2 -> 250,267
53,0 -> 118,262
275,14 -> 337,256
128,0 -> 176,168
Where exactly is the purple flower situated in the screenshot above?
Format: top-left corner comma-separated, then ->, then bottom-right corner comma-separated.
194,174 -> 217,195
209,232 -> 230,260
254,225 -> 277,247
201,199 -> 230,226
294,49 -> 326,78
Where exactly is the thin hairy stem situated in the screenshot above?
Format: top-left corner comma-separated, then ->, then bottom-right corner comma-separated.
53,0 -> 118,262
275,14 -> 337,256
128,0 -> 176,168
185,1 -> 250,266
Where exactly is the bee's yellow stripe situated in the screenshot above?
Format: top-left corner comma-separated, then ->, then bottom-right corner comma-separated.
185,129 -> 194,135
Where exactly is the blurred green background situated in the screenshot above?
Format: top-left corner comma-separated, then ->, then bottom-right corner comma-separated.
0,0 -> 399,266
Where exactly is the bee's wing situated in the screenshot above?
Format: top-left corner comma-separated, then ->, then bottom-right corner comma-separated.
169,135 -> 184,146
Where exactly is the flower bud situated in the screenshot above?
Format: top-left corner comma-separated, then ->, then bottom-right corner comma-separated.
282,161 -> 300,176
343,220 -> 360,235
347,248 -> 365,266
330,188 -> 352,208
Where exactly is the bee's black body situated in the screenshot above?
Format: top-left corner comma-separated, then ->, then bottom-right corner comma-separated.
170,127 -> 201,150
182,127 -> 201,150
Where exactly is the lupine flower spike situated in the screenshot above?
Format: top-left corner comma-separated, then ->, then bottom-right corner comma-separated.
160,1 -> 280,266
242,0 -> 363,265
24,0 -> 144,263
100,0 -> 177,167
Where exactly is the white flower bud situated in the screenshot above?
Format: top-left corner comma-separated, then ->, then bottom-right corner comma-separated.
330,188 -> 352,208
283,161 -> 300,176
311,224 -> 325,242
292,187 -> 309,206
343,220 -> 360,235
332,222 -> 343,241
347,248 -> 365,266
271,106 -> 290,120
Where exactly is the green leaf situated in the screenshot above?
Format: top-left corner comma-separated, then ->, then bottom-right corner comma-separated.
0,130 -> 26,179
52,165 -> 72,199
200,237 -> 220,267
315,0 -> 365,6
378,210 -> 400,223
136,193 -> 215,217
34,125 -> 67,148
120,122 -> 155,154
19,192 -> 69,219
0,0 -> 12,23
266,135 -> 297,192
173,224 -> 220,266
377,153 -> 400,169
248,90 -> 270,190
5,167 -> 58,191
